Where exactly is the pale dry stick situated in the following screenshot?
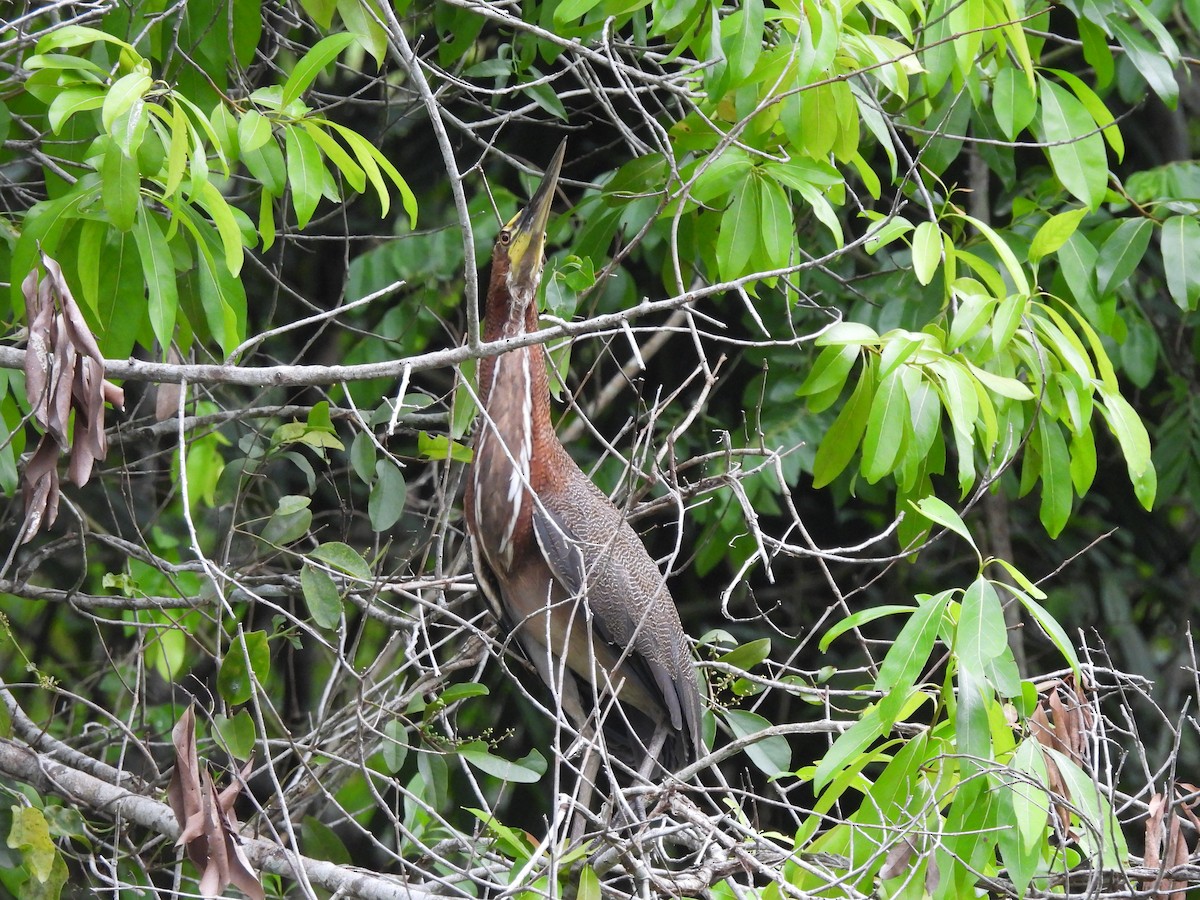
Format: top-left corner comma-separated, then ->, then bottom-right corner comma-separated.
0,738 -> 435,900
369,3 -> 481,348
224,280 -> 404,363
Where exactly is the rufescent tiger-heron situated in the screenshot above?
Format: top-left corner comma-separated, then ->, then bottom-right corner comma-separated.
464,142 -> 704,795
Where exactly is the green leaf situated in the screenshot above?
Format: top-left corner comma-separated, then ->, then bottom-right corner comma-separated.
368,458 -> 407,531
47,86 -> 105,133
1037,414 -> 1072,537
812,364 -> 875,488
1038,77 -> 1108,210
311,541 -> 373,582
911,496 -> 976,549
860,367 -> 909,483
1110,18 -> 1178,106
554,0 -> 604,23
798,344 -> 858,400
722,708 -> 791,776
242,136 -> 287,196
7,807 -> 59,882
303,816 -> 351,865
281,33 -> 357,108
417,431 -> 473,463
328,122 -> 418,225
1096,218 -> 1152,297
194,180 -> 246,276
237,109 -> 273,154
577,866 -> 602,900
1161,215 -> 1200,311
813,703 -> 886,791
301,564 -> 343,629
955,665 -> 991,779
716,180 -> 760,280
1041,746 -> 1128,867
718,638 -> 772,672
993,67 -> 1036,140
101,141 -> 139,231
218,630 -> 271,705
381,719 -> 408,773
957,577 -> 1008,678
756,176 -> 792,268
819,605 -> 915,652
458,743 -> 547,783
911,220 -> 941,285
1006,586 -> 1080,673
303,121 -> 367,193
213,709 -> 256,759
875,590 -> 952,697
101,71 -> 151,134
1097,386 -> 1152,482
262,495 -> 313,545
285,125 -> 326,229
1050,67 -> 1124,161
132,207 -> 177,350
1029,207 -> 1087,262
726,0 -> 765,86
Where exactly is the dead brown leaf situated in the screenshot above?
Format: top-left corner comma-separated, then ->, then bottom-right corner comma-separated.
17,251 -> 126,542
167,705 -> 265,900
1142,791 -> 1193,900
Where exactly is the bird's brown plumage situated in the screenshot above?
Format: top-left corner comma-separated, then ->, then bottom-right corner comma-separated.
464,143 -> 702,771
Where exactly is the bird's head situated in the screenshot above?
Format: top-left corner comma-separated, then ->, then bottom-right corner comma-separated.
489,140 -> 565,333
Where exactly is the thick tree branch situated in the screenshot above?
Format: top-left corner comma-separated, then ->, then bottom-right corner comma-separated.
0,737 -> 439,900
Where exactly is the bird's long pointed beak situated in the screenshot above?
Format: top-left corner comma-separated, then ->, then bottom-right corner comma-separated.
505,140 -> 566,289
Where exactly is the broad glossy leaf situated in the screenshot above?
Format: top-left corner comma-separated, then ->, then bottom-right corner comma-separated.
368,458 -> 407,531
381,720 -> 408,773
47,86 -> 105,133
281,33 -> 356,108
311,541 -> 373,581
861,367 -> 909,483
819,605 -> 915,652
301,563 -> 342,629
1161,215 -> 1200,311
1029,207 -> 1087,262
458,742 -> 546,783
1110,18 -> 1178,106
912,497 -> 975,549
955,666 -> 992,779
797,343 -> 858,399
238,109 -> 273,154
993,65 -> 1036,141
1050,68 -> 1124,161
911,220 -> 941,285
1037,414 -> 1071,537
1038,77 -> 1107,210
303,121 -> 366,193
285,124 -> 326,228
101,141 -> 138,231
132,206 -> 177,350
957,578 -> 1008,680
212,709 -> 255,760
218,630 -> 270,705
812,365 -> 875,488
875,589 -> 952,696
716,180 -> 759,280
101,71 -> 151,134
723,708 -> 791,776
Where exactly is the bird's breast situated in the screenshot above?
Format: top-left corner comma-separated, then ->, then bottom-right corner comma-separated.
470,349 -> 536,571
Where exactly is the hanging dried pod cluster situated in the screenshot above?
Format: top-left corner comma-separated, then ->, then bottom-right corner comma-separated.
20,252 -> 125,543
167,706 -> 265,900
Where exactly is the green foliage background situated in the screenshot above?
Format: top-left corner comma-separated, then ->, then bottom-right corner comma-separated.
0,0 -> 1199,896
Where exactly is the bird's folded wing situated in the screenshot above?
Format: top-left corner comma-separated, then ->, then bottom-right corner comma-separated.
531,502 -> 686,731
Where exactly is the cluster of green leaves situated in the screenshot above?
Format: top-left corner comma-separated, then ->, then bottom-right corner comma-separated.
792,541 -> 1125,898
7,24 -> 414,364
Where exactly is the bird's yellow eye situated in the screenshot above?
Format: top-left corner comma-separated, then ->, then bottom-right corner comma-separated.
498,229 -> 512,246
